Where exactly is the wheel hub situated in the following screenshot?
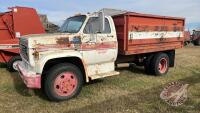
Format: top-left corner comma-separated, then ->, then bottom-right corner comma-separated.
54,72 -> 77,96
158,58 -> 167,73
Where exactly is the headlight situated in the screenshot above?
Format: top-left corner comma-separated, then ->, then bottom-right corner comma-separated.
32,49 -> 39,60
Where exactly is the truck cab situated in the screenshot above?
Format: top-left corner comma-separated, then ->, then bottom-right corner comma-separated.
17,9 -> 184,101
17,12 -> 119,101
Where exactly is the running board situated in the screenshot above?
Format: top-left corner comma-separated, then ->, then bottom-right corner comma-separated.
88,71 -> 120,80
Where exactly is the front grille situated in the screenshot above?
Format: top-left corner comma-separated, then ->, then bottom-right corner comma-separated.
20,44 -> 29,61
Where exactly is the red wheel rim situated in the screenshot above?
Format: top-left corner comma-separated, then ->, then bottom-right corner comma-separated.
158,58 -> 167,73
54,72 -> 78,96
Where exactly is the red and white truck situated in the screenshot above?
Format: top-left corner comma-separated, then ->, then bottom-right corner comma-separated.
16,9 -> 184,101
0,6 -> 45,71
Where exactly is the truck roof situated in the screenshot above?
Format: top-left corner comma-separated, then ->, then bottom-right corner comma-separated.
100,8 -> 185,20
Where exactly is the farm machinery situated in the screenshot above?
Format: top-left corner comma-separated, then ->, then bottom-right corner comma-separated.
0,6 -> 46,71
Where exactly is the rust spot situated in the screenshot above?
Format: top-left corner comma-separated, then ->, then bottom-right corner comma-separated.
56,37 -> 70,45
135,26 -> 139,31
75,35 -> 81,38
155,26 -> 159,31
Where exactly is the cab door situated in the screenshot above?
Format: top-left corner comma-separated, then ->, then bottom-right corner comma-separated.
95,17 -> 117,63
82,17 -> 117,65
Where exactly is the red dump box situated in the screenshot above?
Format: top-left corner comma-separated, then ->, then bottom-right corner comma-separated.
0,6 -> 45,71
112,12 -> 185,55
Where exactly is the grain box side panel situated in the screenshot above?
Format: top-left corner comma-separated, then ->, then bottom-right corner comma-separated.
126,14 -> 184,55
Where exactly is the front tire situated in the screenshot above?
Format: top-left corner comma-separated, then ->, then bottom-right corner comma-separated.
150,53 -> 169,76
7,56 -> 22,72
44,63 -> 83,101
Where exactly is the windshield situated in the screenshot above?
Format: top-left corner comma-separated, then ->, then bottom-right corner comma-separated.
60,15 -> 86,33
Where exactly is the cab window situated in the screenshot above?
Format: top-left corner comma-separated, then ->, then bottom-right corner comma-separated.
84,17 -> 111,34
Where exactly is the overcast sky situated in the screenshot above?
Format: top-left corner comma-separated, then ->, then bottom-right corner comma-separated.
1,0 -> 200,30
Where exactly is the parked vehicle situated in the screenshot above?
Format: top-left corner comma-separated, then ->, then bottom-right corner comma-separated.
16,9 -> 185,101
192,29 -> 200,46
183,29 -> 200,46
0,6 -> 45,71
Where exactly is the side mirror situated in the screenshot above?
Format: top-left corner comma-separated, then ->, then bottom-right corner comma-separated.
98,11 -> 105,33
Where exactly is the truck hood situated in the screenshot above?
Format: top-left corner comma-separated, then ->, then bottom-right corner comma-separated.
20,33 -> 81,49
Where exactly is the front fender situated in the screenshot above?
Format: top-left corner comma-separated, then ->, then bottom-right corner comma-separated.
35,50 -> 83,73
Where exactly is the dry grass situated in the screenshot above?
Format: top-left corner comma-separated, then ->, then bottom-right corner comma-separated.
0,45 -> 200,113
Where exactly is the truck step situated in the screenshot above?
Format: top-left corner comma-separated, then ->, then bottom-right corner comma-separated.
88,71 -> 120,80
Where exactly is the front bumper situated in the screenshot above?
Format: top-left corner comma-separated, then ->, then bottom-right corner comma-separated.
16,62 -> 41,89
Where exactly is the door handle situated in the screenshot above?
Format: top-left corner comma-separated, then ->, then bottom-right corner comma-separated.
107,35 -> 114,38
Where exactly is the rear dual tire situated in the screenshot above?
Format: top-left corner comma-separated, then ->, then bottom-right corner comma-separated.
145,53 -> 169,76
